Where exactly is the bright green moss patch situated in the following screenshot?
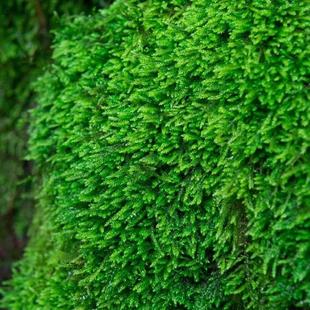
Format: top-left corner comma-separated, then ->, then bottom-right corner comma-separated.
0,0 -> 112,283
2,0 -> 309,309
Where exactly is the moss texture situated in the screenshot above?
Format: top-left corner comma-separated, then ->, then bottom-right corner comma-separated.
1,0 -> 309,309
0,0 -> 112,283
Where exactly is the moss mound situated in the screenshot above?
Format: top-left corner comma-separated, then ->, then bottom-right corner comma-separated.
2,0 -> 309,309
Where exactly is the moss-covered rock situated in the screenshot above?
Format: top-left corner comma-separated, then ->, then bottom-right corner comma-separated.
2,0 -> 309,308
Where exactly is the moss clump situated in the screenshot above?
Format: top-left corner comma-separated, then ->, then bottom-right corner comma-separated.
2,0 -> 309,309
0,0 -> 112,283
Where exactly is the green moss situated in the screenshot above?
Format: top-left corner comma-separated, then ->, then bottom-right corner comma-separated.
2,0 -> 309,308
0,0 -> 112,284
